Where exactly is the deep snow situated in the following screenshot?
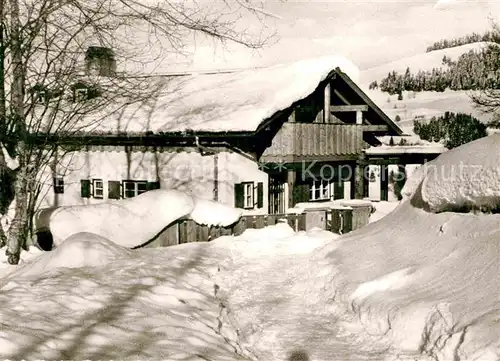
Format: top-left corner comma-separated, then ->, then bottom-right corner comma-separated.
0,136 -> 499,361
40,189 -> 242,248
402,133 -> 500,213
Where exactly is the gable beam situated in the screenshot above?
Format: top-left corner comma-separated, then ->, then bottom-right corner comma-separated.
330,105 -> 368,112
333,88 -> 371,126
333,89 -> 350,105
324,82 -> 331,123
362,125 -> 389,132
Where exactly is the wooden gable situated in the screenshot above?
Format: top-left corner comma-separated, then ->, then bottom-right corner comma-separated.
257,69 -> 402,163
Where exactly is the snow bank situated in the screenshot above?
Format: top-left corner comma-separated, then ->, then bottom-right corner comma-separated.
402,134 -> 500,212
42,189 -> 242,249
369,201 -> 400,223
190,198 -> 242,227
3,233 -> 132,282
0,245 -> 43,278
321,200 -> 500,361
46,189 -> 195,248
0,236 -> 246,360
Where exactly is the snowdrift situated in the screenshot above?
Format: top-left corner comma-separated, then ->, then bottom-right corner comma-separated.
39,189 -> 242,248
4,233 -> 132,281
402,133 -> 500,213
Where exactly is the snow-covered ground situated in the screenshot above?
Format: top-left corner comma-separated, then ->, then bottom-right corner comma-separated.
0,135 -> 499,361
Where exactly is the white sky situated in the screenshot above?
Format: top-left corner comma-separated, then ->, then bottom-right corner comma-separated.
167,0 -> 500,72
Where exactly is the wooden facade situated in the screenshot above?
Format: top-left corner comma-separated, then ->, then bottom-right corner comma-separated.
260,123 -> 366,163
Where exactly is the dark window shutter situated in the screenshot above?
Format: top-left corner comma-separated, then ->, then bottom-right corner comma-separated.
293,182 -> 310,205
108,181 -> 121,199
53,177 -> 64,194
80,179 -> 91,198
234,183 -> 244,208
256,182 -> 264,208
147,181 -> 161,191
334,181 -> 344,200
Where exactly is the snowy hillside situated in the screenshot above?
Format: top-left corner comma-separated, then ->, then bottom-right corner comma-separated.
364,89 -> 486,134
0,135 -> 499,360
358,42 -> 495,132
360,42 -> 493,86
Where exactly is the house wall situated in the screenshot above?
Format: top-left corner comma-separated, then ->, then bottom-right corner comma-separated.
37,145 -> 268,215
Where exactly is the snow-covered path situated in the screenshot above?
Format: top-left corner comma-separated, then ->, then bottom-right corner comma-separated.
212,227 -> 381,361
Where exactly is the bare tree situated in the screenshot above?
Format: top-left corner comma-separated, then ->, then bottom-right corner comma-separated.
0,0 -> 274,264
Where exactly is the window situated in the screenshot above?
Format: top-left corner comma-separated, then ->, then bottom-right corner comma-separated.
53,177 -> 64,194
93,179 -> 104,199
74,88 -> 88,102
122,180 -> 148,198
243,182 -> 254,209
30,84 -> 50,104
234,182 -> 264,209
36,90 -> 47,103
85,46 -> 116,77
71,82 -> 101,102
81,178 -> 105,199
310,179 -> 331,201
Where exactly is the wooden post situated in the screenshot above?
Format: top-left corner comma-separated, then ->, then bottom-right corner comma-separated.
324,82 -> 331,123
356,110 -> 363,125
213,153 -> 219,201
287,169 -> 296,209
354,162 -> 365,199
350,163 -> 355,200
363,165 -> 370,198
380,164 -> 389,201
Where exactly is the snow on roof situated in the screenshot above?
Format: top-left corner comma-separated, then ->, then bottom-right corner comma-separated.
86,55 -> 360,133
365,144 -> 448,155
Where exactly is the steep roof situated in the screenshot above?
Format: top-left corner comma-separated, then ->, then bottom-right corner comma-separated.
83,55 -> 362,134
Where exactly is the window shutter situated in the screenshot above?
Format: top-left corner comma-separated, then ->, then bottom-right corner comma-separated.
256,182 -> 264,208
108,180 -> 121,199
80,179 -> 91,198
234,183 -> 244,208
147,181 -> 161,191
334,181 -> 344,200
293,182 -> 310,205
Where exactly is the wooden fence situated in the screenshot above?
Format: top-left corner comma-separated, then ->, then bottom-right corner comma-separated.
34,204 -> 372,250
141,203 -> 373,248
141,213 -> 306,248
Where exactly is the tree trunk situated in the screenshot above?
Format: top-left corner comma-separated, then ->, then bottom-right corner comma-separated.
6,0 -> 27,265
6,154 -> 28,263
0,217 -> 7,248
0,0 -> 7,250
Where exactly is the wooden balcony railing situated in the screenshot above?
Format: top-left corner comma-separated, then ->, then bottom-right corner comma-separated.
260,123 -> 366,163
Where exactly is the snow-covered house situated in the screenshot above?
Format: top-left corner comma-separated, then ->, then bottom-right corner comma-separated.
36,54 -> 404,214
